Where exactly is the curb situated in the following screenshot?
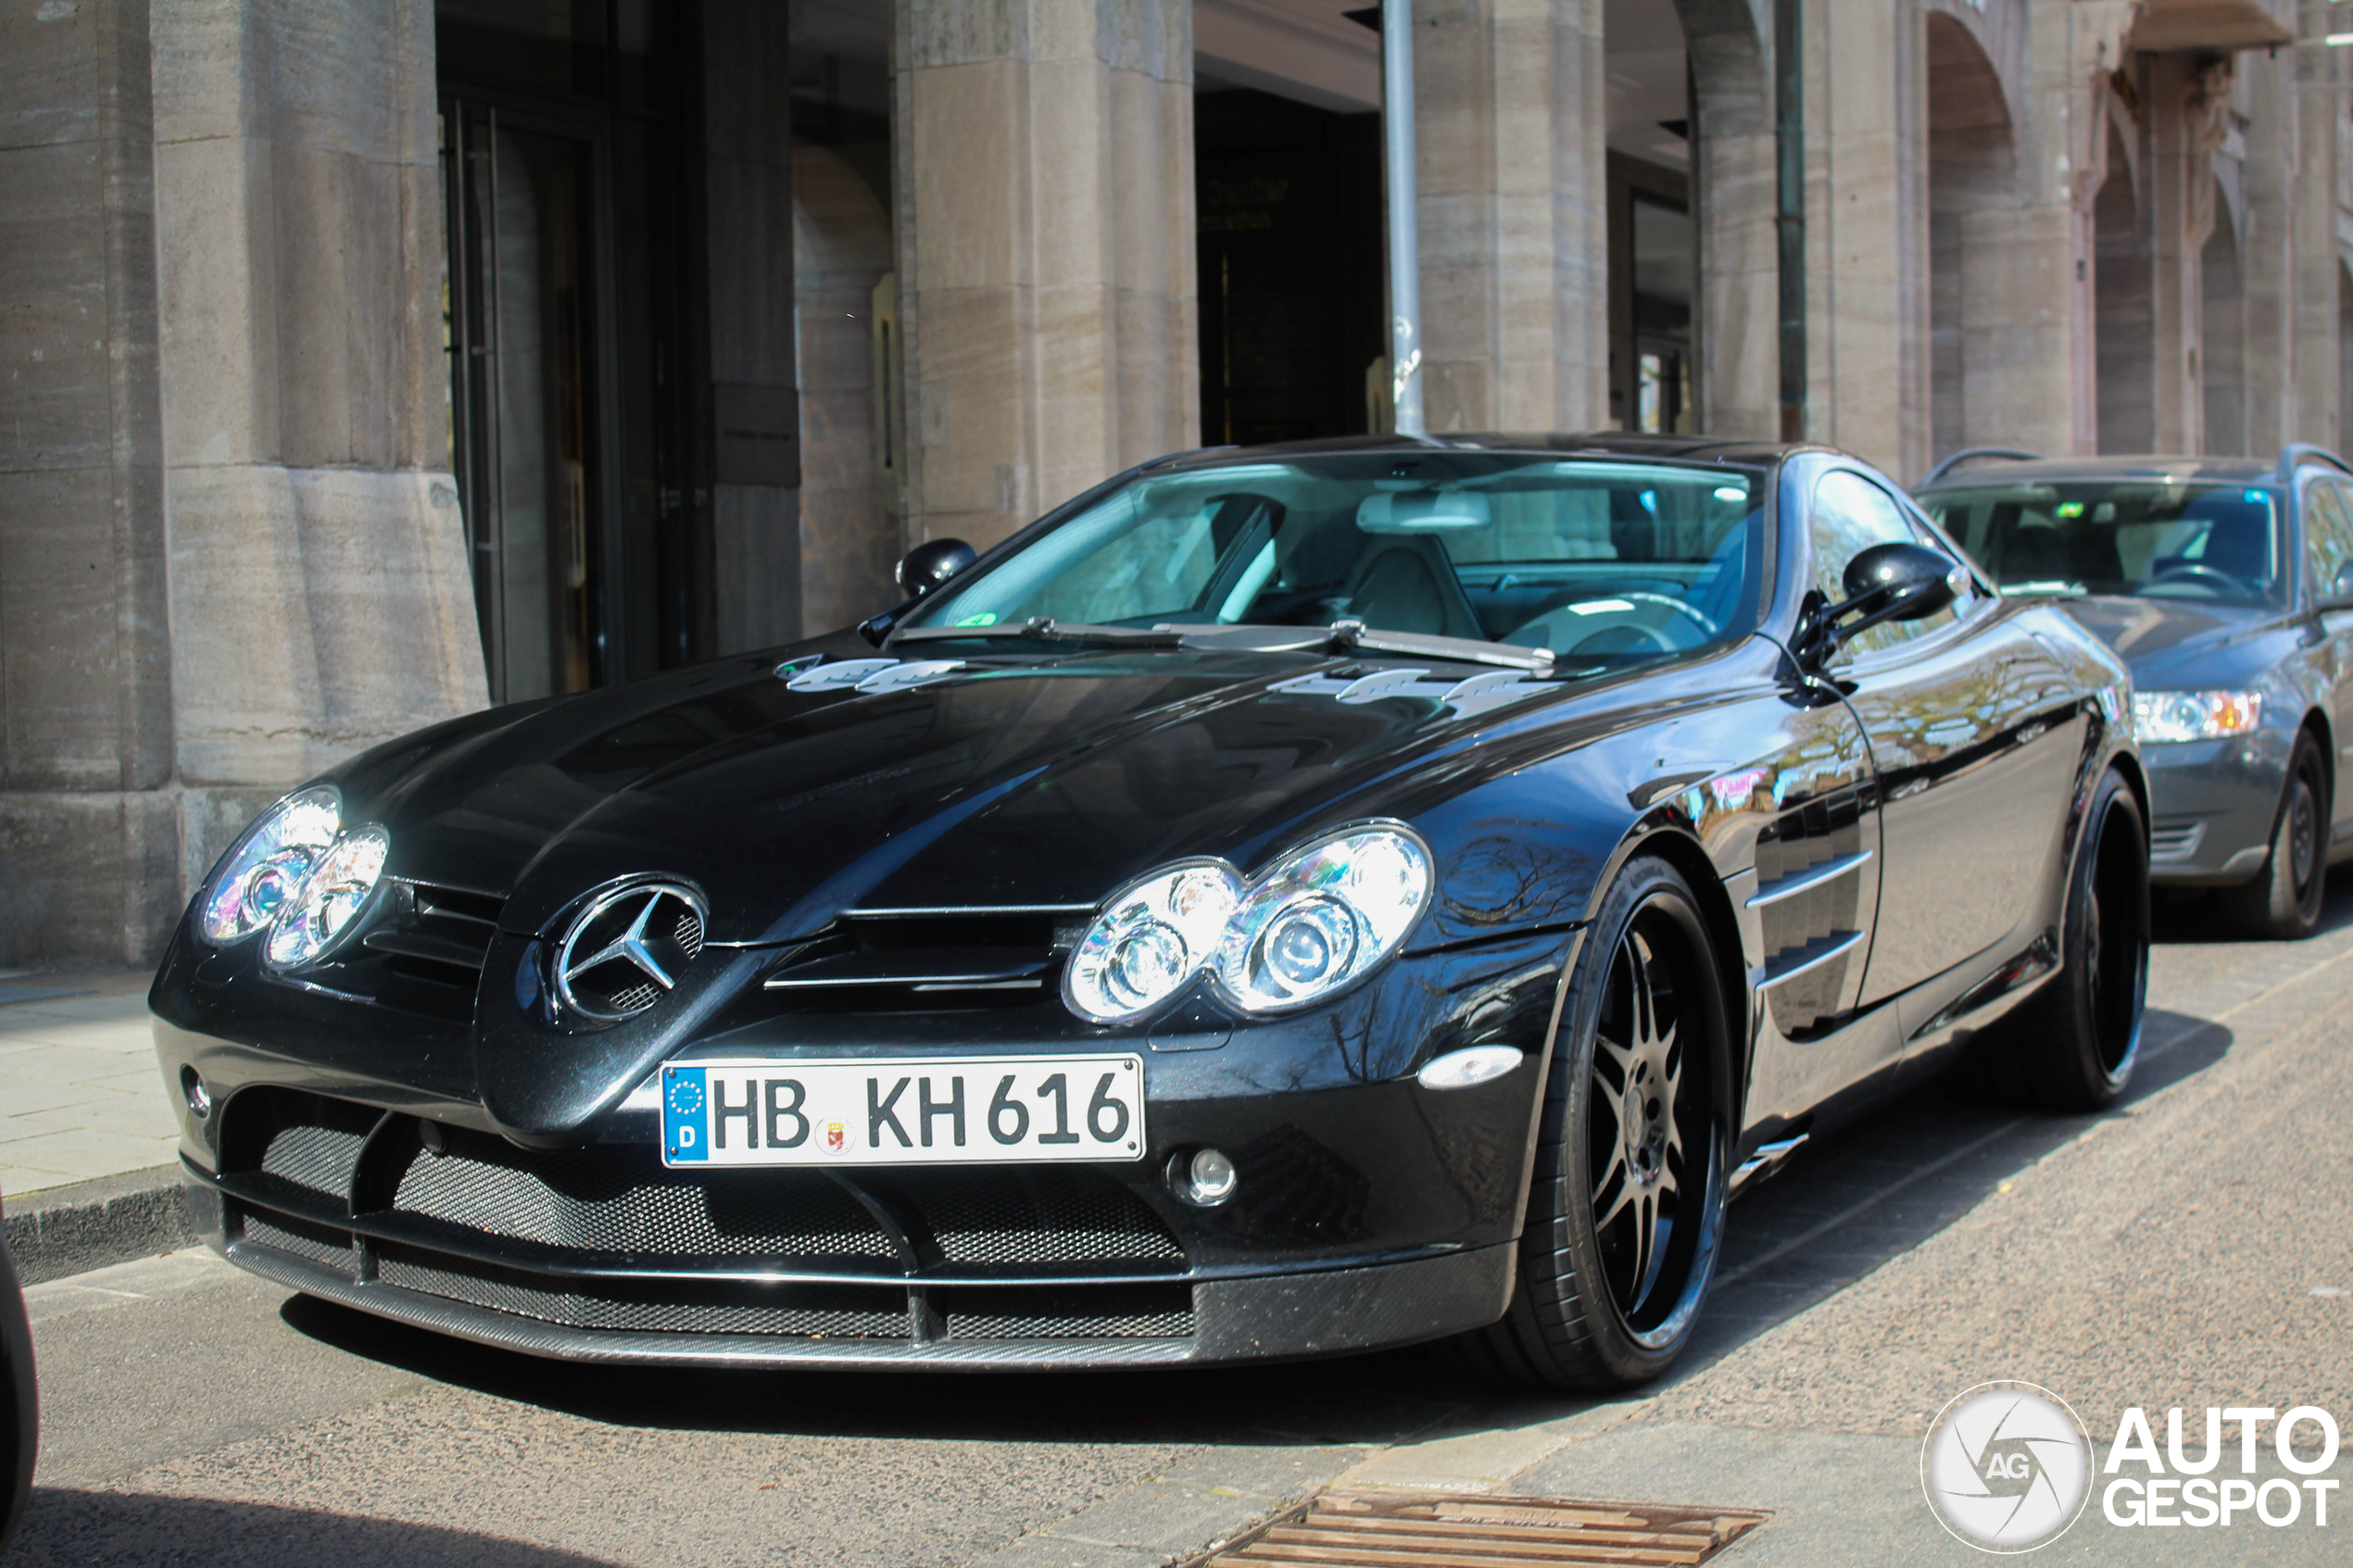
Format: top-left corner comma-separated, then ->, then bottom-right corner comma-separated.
4,1165 -> 194,1286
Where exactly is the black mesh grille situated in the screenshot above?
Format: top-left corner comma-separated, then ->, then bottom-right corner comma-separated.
261,1122 -> 371,1198
900,1170 -> 1184,1268
377,1248 -> 909,1338
944,1284 -> 1193,1339
241,1208 -> 355,1272
226,1086 -> 380,1201
391,1133 -> 901,1265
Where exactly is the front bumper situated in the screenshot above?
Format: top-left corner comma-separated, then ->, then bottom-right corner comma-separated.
2139,733 -> 2290,884
180,1162 -> 1516,1369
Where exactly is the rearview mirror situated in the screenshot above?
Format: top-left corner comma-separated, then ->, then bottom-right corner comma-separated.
897,538 -> 976,599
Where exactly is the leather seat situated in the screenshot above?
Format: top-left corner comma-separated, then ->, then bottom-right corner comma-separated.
1340,534 -> 1487,641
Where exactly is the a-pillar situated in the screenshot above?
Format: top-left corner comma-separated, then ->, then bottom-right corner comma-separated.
1413,0 -> 1608,432
892,0 -> 1197,551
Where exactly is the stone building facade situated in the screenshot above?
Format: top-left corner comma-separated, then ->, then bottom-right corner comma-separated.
0,0 -> 2342,965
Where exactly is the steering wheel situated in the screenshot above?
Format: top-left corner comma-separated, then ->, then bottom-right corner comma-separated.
2149,563 -> 2239,593
1572,621 -> 1679,659
1614,590 -> 1721,636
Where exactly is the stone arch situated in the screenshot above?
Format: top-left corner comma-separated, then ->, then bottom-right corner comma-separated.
2202,176 -> 2246,456
1925,11 -> 2020,462
792,142 -> 898,633
1670,0 -> 1776,439
2095,120 -> 2155,453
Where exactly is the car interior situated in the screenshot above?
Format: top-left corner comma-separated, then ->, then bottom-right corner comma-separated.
1919,482 -> 2284,605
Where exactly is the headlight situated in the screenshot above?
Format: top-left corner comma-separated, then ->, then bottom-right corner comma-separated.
2133,689 -> 2262,744
1063,825 -> 1432,1024
197,787 -> 342,944
1065,863 -> 1241,1024
263,824 -> 391,970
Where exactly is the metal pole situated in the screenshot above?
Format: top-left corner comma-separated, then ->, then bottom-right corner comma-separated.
1773,0 -> 1806,444
1383,0 -> 1426,435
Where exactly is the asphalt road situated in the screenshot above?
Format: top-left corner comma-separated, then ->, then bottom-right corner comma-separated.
10,879 -> 2353,1567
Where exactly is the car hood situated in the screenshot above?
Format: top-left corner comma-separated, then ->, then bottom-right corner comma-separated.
2056,595 -> 2290,687
332,635 -> 1578,948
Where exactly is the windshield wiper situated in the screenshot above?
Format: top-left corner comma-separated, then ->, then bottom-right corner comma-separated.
890,617 -> 1186,649
893,614 -> 1554,672
1178,619 -> 1555,672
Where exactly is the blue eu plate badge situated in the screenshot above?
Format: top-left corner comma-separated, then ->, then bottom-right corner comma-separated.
663,1067 -> 709,1162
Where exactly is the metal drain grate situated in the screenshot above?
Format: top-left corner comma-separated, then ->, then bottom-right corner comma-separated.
1198,1490 -> 1768,1566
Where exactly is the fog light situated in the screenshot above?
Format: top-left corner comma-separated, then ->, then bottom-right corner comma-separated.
181,1065 -> 211,1120
1172,1146 -> 1239,1207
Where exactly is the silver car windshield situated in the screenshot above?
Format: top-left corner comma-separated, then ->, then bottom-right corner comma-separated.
1917,480 -> 2285,608
896,454 -> 1766,669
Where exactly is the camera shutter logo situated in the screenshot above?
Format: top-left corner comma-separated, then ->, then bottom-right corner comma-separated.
1921,1382 -> 2094,1552
554,881 -> 708,1022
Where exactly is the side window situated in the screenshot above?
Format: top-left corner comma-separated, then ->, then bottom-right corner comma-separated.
1809,470 -> 1963,657
2305,480 -> 2353,602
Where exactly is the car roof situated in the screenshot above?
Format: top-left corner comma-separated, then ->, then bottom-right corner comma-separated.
1145,431 -> 1794,472
1916,454 -> 2280,489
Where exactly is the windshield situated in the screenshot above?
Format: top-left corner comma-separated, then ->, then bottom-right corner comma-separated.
1915,480 -> 2284,607
899,453 -> 1766,669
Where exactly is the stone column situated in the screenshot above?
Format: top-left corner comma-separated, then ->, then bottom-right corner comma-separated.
2288,9 -> 2347,451
704,0 -> 803,652
892,0 -> 1197,552
150,1 -> 484,926
2145,53 -> 2233,453
1802,0 -> 1926,478
0,0 -> 174,963
1678,0 -> 1778,441
1413,0 -> 1607,433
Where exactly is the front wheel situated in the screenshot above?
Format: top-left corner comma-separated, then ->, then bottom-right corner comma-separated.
1450,857 -> 1730,1390
2218,733 -> 2328,940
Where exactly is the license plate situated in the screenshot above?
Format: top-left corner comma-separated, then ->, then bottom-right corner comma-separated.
659,1055 -> 1147,1167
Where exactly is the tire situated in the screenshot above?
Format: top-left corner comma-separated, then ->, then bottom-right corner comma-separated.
2218,733 -> 2328,940
1980,767 -> 2149,1111
1453,856 -> 1730,1390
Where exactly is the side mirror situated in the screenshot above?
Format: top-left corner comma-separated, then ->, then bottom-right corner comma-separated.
1842,541 -> 1962,620
897,537 -> 976,599
1801,542 -> 1962,667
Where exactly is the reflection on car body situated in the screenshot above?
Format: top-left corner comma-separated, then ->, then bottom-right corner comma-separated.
152,433 -> 2147,1388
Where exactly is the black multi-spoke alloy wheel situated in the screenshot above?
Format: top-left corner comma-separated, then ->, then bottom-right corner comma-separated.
1452,857 -> 1729,1390
2220,733 -> 2328,940
1981,767 -> 2148,1111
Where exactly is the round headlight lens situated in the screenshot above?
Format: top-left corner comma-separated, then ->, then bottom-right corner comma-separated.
1065,862 -> 1242,1024
1215,827 -> 1430,1013
198,787 -> 342,944
263,824 -> 391,970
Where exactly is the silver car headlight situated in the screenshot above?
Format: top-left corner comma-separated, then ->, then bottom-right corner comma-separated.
197,787 -> 343,944
1063,825 -> 1432,1024
2133,689 -> 2262,744
263,823 -> 392,971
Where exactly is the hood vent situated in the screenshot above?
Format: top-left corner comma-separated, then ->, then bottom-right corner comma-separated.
761,906 -> 1091,1007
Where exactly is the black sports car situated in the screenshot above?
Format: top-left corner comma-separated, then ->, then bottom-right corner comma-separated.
150,434 -> 2148,1388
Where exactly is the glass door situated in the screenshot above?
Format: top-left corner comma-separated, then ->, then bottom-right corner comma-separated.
445,104 -> 604,701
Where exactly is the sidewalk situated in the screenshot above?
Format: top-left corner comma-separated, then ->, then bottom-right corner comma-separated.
0,970 -> 176,1198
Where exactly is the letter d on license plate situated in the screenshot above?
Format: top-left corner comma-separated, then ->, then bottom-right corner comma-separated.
660,1055 -> 1146,1167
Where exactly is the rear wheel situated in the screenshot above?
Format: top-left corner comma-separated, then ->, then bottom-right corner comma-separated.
2218,733 -> 2329,940
1452,857 -> 1729,1390
1979,767 -> 2147,1111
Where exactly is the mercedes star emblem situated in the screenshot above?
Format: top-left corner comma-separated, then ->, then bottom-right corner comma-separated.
552,880 -> 708,1022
